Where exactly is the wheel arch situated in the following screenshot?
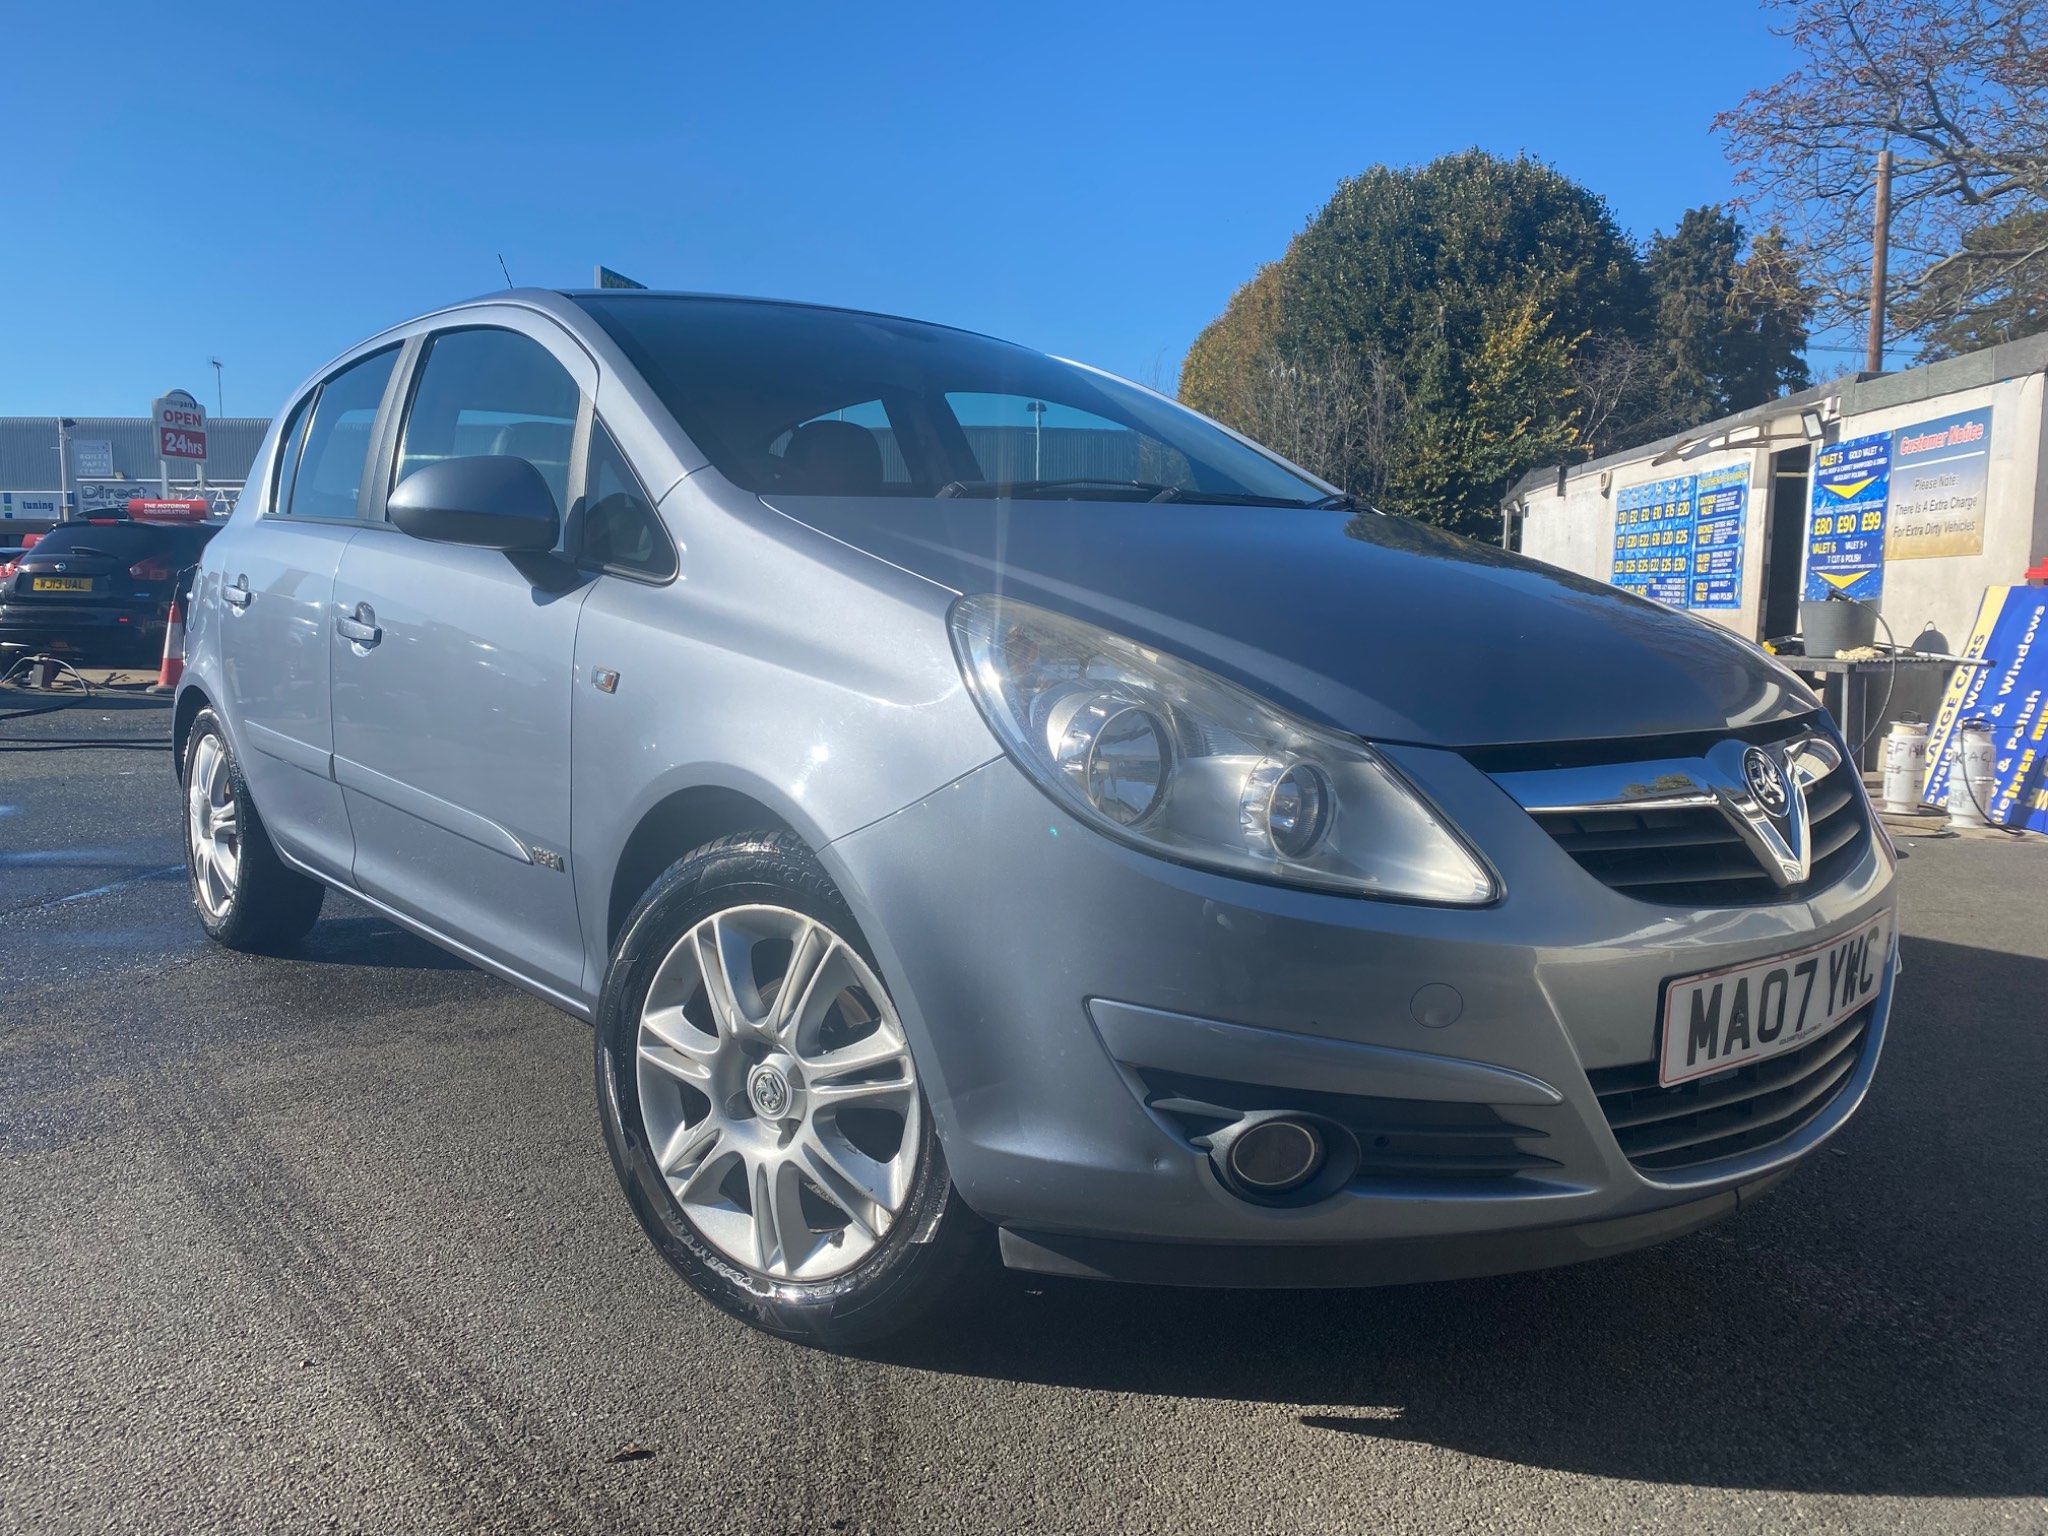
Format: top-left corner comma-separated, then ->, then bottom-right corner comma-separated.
605,783 -> 803,949
171,681 -> 214,777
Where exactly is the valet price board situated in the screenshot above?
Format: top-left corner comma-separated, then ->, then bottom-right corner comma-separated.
1610,467 -> 1747,612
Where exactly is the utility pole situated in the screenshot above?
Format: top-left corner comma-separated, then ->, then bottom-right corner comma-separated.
56,417 -> 75,522
1866,146 -> 1893,373
210,357 -> 224,416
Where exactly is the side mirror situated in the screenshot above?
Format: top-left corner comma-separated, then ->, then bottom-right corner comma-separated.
387,456 -> 559,553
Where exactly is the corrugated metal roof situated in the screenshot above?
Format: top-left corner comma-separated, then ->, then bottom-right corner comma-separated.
0,417 -> 271,491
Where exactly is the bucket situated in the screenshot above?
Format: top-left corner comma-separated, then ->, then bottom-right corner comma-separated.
1800,597 -> 1879,657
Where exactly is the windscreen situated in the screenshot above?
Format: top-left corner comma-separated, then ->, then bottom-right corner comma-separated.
573,295 -> 1328,506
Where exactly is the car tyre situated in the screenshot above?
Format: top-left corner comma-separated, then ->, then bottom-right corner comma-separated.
595,830 -> 984,1346
181,707 -> 324,951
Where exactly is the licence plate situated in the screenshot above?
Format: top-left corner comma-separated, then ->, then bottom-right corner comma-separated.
32,576 -> 92,592
1659,912 -> 1893,1087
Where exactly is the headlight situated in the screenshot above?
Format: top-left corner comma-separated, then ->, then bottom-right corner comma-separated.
948,595 -> 1497,904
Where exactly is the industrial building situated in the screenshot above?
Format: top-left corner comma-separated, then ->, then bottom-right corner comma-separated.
0,415 -> 270,530
1503,334 -> 2048,736
1504,334 -> 2048,653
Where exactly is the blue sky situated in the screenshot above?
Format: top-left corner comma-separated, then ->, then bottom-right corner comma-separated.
6,1 -> 1804,420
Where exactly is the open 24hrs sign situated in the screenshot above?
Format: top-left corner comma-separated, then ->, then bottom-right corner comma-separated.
153,389 -> 209,462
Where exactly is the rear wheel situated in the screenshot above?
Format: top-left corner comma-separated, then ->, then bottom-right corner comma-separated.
595,831 -> 981,1344
182,708 -> 325,951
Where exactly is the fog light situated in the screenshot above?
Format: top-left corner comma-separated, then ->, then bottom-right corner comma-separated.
1224,1117 -> 1324,1193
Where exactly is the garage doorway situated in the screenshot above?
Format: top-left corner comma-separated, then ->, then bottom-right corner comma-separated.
1758,444 -> 1810,643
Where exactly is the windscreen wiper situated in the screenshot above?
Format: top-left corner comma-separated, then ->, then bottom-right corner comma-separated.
1151,488 -> 1339,508
936,478 -> 1326,507
936,477 -> 1181,499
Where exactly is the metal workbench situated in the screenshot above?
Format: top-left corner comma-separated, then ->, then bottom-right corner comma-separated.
1782,647 -> 1990,766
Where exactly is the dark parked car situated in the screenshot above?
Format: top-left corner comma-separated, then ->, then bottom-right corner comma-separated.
0,519 -> 219,664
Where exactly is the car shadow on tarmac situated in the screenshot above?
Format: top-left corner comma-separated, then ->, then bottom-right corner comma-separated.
293,910 -> 477,972
862,933 -> 2046,1498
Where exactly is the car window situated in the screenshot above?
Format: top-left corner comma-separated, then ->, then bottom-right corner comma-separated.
765,399 -> 915,492
270,393 -> 316,515
577,421 -> 676,580
287,347 -> 399,521
573,294 -> 1326,504
395,328 -> 581,515
944,391 -> 1194,491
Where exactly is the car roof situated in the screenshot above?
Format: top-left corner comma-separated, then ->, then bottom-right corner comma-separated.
548,287 -> 1007,343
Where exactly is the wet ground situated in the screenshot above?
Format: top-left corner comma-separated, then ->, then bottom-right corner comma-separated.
4,688 -> 2046,1533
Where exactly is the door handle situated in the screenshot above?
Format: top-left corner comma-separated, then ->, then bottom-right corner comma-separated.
336,603 -> 382,647
222,574 -> 252,609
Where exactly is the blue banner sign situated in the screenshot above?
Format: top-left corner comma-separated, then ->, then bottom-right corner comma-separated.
1804,431 -> 1893,600
1689,464 -> 1747,610
1923,585 -> 2048,833
1613,473 -> 1698,607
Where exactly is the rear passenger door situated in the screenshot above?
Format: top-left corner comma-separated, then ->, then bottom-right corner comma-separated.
212,344 -> 400,882
328,318 -> 596,1000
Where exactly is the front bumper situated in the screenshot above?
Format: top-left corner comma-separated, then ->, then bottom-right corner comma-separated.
824,743 -> 1898,1275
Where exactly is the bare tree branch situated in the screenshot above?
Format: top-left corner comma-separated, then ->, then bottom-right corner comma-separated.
1716,0 -> 2048,351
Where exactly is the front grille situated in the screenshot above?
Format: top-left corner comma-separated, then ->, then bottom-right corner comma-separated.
1530,755 -> 1869,905
1587,1002 -> 1873,1173
1133,1066 -> 1557,1188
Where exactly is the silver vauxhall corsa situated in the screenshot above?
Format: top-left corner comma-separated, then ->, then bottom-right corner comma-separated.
176,290 -> 1899,1342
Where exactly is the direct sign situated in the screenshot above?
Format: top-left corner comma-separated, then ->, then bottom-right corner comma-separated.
153,389 -> 208,462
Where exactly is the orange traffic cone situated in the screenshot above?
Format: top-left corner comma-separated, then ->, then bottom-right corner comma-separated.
150,593 -> 187,694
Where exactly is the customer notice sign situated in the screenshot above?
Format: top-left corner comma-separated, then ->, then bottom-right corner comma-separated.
1887,408 -> 1992,561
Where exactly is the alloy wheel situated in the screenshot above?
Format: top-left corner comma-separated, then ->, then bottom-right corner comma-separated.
634,904 -> 921,1281
186,733 -> 241,921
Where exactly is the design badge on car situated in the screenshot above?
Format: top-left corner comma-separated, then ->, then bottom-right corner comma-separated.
1743,745 -> 1791,818
1715,740 -> 1811,887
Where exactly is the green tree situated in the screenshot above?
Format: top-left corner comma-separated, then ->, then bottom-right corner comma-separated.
1647,207 -> 1811,423
1182,150 -> 1643,536
1181,156 -> 1815,531
1905,207 -> 2048,358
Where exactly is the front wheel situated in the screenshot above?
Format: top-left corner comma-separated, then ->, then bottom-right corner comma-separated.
595,831 -> 981,1345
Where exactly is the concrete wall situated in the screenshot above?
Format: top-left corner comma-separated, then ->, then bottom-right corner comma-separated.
1512,339 -> 2048,763
1520,445 -> 1770,636
1518,342 -> 2048,657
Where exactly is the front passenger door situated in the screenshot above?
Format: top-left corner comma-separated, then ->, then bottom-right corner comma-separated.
329,320 -> 595,999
